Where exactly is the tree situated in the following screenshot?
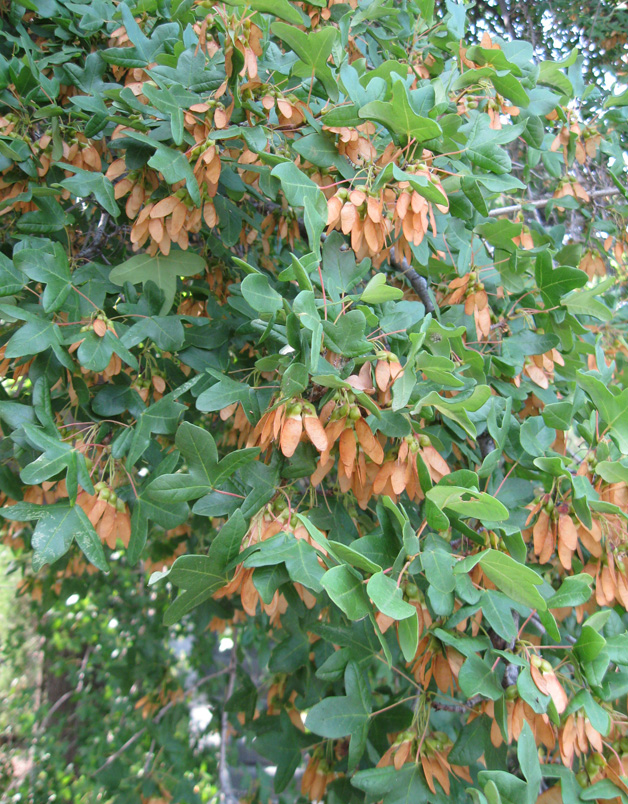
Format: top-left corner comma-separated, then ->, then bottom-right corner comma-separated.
1,0 -> 628,802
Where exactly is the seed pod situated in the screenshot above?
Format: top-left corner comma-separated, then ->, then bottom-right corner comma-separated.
280,416 -> 303,457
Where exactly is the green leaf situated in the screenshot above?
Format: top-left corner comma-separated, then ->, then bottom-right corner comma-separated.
467,140 -> 511,174
604,86 -> 628,108
196,374 -> 250,413
212,447 -> 260,487
148,422 -> 258,501
208,509 -> 248,568
479,550 -> 546,611
422,546 -> 455,593
279,538 -> 325,592
520,418 -> 556,458
30,505 -> 107,572
426,485 -> 509,521
306,692 -> 370,737
0,253 -> 23,296
566,690 -> 611,734
77,331 -> 113,372
123,316 -> 185,351
322,566 -> 371,620
133,493 -> 189,532
169,555 -> 228,593
413,386 -> 491,438
580,780 -> 628,801
482,591 -> 517,642
546,575 -> 593,609
73,505 -> 109,572
449,716 -> 492,764
167,512 -> 246,614
352,764 -> 429,802
281,363 -> 308,397
459,654 -> 503,701
270,161 -> 325,209
271,23 -> 339,101
360,273 -> 404,304
126,132 -> 201,205
517,721 -> 541,793
0,502 -> 47,521
4,318 -> 58,358
303,194 -> 328,258
398,611 -> 419,662
109,251 -> 205,314
563,277 -> 614,321
574,625 -> 606,662
326,540 -> 381,573
359,78 -> 442,143
577,372 -> 628,453
367,572 -> 415,620
322,310 -> 373,357
163,586 -> 214,626
58,165 -> 120,216
126,395 -> 186,468
13,244 -> 71,312
535,251 -> 587,308
462,176 -> 489,216
222,0 -> 304,23
241,274 -> 283,315
538,48 -> 578,97
292,131 -> 341,169
595,461 -> 628,484
141,84 -> 193,146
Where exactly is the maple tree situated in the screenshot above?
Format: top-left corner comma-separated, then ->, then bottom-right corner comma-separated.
1,0 -> 628,802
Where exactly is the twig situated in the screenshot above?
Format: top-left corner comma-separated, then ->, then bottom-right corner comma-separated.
496,0 -> 515,39
389,247 -> 435,313
219,642 -> 239,804
488,187 -> 620,217
431,701 -> 469,712
78,211 -> 110,259
92,668 -> 229,776
40,691 -> 73,728
40,647 -> 91,731
142,738 -> 156,776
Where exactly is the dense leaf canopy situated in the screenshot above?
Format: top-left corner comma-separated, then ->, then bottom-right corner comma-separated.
1,0 -> 628,802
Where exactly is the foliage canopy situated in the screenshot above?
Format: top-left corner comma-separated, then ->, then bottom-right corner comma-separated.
1,0 -> 628,801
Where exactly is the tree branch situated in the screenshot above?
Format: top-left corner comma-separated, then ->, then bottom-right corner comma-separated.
488,187 -> 620,217
389,247 -> 435,313
219,642 -> 239,804
40,647 -> 91,731
91,668 -> 229,777
496,0 -> 516,39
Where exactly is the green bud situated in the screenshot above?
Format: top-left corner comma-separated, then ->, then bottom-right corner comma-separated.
404,583 -> 420,600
